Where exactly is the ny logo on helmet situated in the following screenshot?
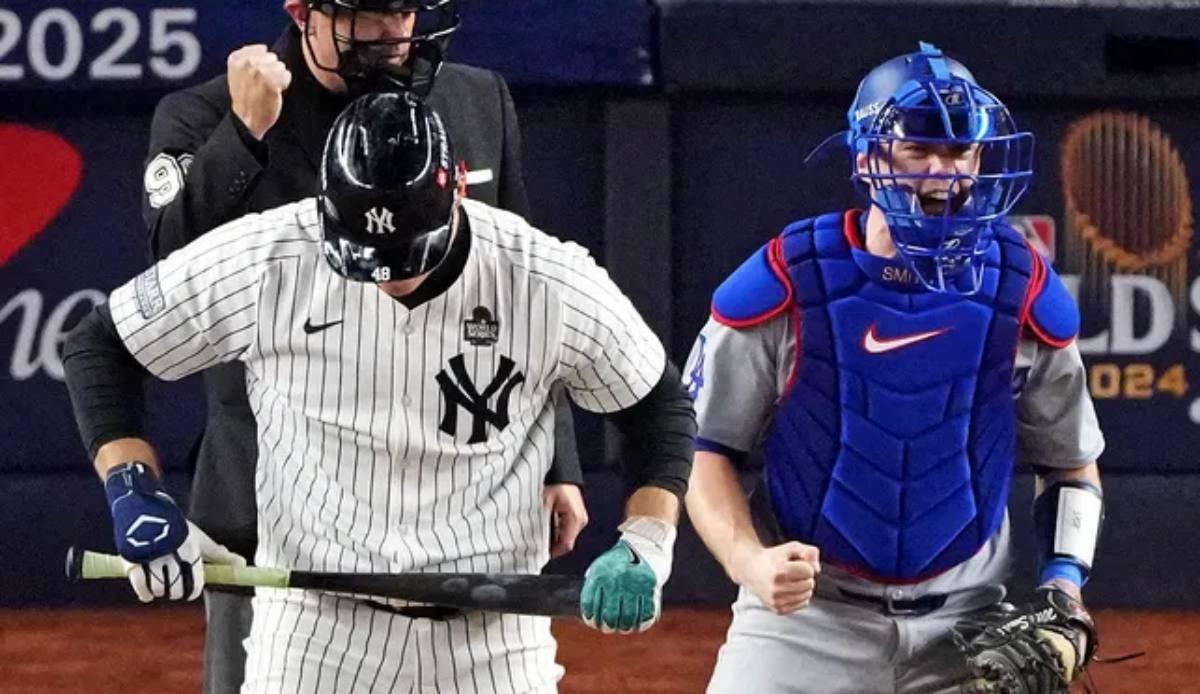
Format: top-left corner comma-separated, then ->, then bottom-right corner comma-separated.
364,207 -> 396,235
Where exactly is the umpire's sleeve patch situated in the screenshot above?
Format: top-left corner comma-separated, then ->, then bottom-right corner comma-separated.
144,152 -> 193,209
134,266 -> 166,319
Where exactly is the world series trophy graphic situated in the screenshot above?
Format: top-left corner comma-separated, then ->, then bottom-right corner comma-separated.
1058,111 -> 1198,424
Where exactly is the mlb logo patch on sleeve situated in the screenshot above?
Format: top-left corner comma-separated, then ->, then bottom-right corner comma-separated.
134,266 -> 166,319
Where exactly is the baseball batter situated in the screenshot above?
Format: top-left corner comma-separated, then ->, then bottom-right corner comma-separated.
683,43 -> 1106,694
63,94 -> 695,693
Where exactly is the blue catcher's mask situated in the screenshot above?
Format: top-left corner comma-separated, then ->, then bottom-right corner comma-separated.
819,42 -> 1034,294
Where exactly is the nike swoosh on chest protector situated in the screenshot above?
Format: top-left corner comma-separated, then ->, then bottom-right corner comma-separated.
862,324 -> 950,354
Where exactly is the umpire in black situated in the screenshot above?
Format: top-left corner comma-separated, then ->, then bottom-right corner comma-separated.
139,2 -> 588,692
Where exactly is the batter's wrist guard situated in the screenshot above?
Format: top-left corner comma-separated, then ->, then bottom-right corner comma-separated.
105,461 -> 189,563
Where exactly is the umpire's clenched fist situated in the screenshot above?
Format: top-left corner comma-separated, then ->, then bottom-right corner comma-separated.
228,44 -> 292,141
730,541 -> 821,615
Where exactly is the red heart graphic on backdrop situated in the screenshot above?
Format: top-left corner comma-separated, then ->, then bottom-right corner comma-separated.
0,124 -> 83,267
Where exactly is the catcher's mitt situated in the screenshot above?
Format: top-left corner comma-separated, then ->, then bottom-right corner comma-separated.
950,586 -> 1098,694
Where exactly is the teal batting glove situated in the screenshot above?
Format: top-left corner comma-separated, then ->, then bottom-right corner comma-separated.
580,516 -> 676,634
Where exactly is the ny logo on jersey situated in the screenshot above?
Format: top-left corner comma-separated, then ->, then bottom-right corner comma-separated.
364,207 -> 396,235
436,354 -> 525,444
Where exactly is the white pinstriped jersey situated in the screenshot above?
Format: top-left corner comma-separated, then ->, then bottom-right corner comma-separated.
109,197 -> 666,580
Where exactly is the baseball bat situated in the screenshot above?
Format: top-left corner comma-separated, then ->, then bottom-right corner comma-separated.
65,547 -> 583,618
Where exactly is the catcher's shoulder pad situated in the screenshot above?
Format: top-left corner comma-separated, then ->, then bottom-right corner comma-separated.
711,213 -> 847,327
711,238 -> 793,328
1025,250 -> 1080,348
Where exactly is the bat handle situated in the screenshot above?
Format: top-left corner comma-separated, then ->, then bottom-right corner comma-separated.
66,547 -> 290,588
66,546 -> 127,580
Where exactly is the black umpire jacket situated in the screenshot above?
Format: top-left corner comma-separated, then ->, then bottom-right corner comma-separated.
141,26 -> 581,559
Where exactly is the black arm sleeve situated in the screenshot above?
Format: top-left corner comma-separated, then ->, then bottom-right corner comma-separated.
544,391 -> 583,486
493,72 -> 531,220
143,89 -> 268,260
607,361 -> 697,500
62,304 -> 151,459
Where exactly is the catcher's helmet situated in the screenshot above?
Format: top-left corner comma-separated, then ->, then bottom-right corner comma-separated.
814,42 -> 1035,294
318,92 -> 460,283
304,0 -> 459,97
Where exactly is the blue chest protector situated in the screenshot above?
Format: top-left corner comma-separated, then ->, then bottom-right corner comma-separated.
712,211 -> 1078,582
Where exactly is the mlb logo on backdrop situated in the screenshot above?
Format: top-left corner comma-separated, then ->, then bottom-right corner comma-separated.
1008,215 -> 1056,261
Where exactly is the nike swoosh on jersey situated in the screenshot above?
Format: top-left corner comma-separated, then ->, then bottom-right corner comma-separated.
303,318 -> 343,335
862,324 -> 949,354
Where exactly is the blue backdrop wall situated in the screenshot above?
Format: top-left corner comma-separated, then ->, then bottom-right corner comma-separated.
2,0 -> 1198,608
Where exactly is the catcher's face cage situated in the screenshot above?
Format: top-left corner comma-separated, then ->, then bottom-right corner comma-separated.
305,0 -> 459,97
318,94 -> 460,283
850,77 -> 1034,294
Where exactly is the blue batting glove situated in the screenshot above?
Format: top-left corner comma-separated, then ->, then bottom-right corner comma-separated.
106,462 -> 189,562
105,462 -> 244,602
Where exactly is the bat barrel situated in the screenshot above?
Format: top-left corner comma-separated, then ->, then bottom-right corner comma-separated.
288,571 -> 584,618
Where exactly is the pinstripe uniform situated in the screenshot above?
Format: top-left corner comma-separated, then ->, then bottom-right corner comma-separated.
107,197 -> 666,693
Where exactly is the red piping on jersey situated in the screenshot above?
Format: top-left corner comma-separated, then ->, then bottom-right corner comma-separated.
843,209 -> 865,250
771,234 -> 804,398
1019,241 -> 1074,349
781,303 -> 804,400
1015,240 -> 1043,344
777,208 -> 853,397
824,542 -> 990,585
711,235 -> 794,328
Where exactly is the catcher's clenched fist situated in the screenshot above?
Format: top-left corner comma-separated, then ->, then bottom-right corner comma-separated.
731,541 -> 820,615
951,585 -> 1098,694
228,44 -> 293,140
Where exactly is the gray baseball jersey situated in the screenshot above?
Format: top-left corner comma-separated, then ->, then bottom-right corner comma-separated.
107,196 -> 666,692
687,310 -> 1105,694
684,313 -> 1105,594
687,314 -> 1103,466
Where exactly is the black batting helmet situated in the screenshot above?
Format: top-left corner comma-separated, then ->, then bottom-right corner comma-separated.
318,92 -> 460,283
304,0 -> 459,97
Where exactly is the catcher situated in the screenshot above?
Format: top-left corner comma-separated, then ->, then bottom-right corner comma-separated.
683,42 -> 1104,693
